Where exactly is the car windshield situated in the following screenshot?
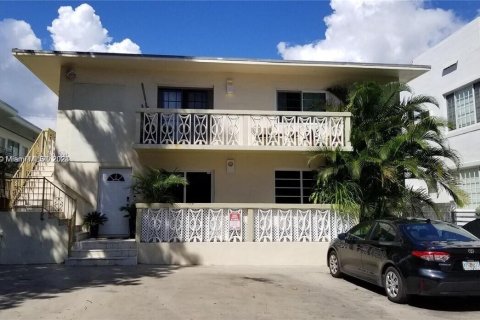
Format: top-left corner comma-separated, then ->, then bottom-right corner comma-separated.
402,222 -> 479,242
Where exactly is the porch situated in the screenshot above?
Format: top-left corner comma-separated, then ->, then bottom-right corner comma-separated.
136,203 -> 357,265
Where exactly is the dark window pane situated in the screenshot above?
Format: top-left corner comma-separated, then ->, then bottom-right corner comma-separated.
186,172 -> 211,203
276,179 -> 302,188
158,88 -> 213,109
303,93 -> 326,111
446,93 -> 456,130
275,196 -> 302,204
277,91 -> 301,111
275,188 -> 301,196
275,171 -> 301,179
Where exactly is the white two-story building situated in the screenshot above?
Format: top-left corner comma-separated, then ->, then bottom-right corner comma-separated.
14,50 -> 428,264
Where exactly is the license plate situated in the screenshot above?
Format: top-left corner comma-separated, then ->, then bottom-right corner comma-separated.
462,261 -> 480,271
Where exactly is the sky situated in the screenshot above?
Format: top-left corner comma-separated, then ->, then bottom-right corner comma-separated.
0,0 -> 479,129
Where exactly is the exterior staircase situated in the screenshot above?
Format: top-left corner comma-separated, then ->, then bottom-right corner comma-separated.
65,239 -> 138,266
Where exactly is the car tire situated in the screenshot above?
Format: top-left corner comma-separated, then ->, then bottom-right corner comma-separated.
384,266 -> 408,304
328,251 -> 342,278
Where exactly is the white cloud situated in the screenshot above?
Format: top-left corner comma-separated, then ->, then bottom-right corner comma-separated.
0,19 -> 58,129
278,0 -> 464,63
48,3 -> 141,53
0,3 -> 142,130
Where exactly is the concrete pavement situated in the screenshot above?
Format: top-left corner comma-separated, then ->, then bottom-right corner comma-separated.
1,265 -> 479,320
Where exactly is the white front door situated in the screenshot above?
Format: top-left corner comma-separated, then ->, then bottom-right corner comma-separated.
98,168 -> 132,237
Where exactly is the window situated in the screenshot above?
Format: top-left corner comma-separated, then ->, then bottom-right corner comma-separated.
277,91 -> 327,112
370,223 -> 397,242
107,173 -> 125,182
402,222 -> 478,242
21,146 -> 29,157
275,171 -> 315,204
0,137 -> 5,153
459,167 -> 480,209
172,172 -> 212,203
349,222 -> 374,240
7,140 -> 19,157
442,62 -> 457,76
446,82 -> 480,129
158,88 -> 213,109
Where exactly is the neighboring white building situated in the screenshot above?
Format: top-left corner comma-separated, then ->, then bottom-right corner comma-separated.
408,17 -> 480,223
0,99 -> 41,157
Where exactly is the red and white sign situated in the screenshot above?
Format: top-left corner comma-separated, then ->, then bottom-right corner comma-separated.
229,210 -> 242,231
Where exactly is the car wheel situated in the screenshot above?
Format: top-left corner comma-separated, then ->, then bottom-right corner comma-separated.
328,251 -> 342,278
384,267 -> 407,304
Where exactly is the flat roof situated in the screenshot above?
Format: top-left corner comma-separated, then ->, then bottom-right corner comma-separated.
13,49 -> 430,95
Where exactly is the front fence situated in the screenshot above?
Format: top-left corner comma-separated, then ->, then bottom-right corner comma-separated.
139,205 -> 357,243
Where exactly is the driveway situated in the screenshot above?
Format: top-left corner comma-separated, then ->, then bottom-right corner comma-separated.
1,265 -> 479,320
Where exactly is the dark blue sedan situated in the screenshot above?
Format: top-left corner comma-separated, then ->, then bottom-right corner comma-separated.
327,218 -> 480,303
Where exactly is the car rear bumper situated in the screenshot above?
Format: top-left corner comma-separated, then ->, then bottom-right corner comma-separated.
406,268 -> 480,296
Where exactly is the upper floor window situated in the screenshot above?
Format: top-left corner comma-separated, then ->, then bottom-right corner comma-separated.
277,91 -> 326,112
0,137 -> 5,153
7,140 -> 19,157
158,87 -> 213,109
446,82 -> 480,130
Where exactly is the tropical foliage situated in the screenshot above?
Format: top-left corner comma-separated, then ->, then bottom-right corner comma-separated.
132,168 -> 188,203
310,82 -> 467,221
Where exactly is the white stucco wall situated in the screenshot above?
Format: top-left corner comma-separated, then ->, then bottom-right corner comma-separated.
408,18 -> 480,206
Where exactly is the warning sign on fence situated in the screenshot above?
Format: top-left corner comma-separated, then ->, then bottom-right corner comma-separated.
229,210 -> 241,231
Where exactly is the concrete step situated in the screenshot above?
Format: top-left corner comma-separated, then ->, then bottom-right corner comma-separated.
72,239 -> 137,250
70,249 -> 138,259
65,256 -> 137,266
75,231 -> 89,242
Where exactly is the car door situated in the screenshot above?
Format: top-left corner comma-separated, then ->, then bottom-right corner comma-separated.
361,222 -> 398,283
338,221 -> 375,277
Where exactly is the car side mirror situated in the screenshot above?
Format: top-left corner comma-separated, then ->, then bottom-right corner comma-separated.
338,233 -> 346,241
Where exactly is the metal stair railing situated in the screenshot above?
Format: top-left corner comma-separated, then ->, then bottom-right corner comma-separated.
9,129 -> 56,204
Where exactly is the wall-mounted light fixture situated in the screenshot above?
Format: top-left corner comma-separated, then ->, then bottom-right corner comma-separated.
65,69 -> 76,81
226,159 -> 235,174
226,79 -> 234,95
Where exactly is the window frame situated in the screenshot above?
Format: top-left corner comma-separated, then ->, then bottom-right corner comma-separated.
459,166 -> 480,209
276,90 -> 328,112
446,81 -> 480,130
274,170 -> 315,204
157,87 -> 214,110
171,171 -> 213,203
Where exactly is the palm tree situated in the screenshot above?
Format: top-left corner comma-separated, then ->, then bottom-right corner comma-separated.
132,168 -> 188,203
310,82 -> 467,221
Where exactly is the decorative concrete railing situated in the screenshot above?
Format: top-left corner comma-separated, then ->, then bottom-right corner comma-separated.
137,203 -> 358,243
136,109 -> 352,151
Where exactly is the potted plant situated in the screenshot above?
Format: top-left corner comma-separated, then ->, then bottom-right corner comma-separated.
0,149 -> 18,210
83,211 -> 108,238
120,203 -> 137,239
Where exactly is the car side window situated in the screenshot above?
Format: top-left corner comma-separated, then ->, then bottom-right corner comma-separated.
370,222 -> 397,242
349,222 -> 374,240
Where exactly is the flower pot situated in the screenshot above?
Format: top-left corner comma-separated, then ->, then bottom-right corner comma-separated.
90,225 -> 99,238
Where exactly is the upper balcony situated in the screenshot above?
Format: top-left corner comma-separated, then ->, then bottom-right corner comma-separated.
135,108 -> 352,152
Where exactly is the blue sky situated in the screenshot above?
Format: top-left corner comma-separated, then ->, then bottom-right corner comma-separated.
0,0 -> 479,129
1,0 -> 478,59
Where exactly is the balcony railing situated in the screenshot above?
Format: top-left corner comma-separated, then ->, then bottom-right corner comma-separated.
136,108 -> 352,151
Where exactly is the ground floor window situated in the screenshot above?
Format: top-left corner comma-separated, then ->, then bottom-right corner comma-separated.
275,170 -> 315,204
459,167 -> 480,209
172,172 -> 212,203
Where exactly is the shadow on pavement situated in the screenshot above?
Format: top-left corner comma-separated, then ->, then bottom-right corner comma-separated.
341,274 -> 480,311
0,264 -> 179,311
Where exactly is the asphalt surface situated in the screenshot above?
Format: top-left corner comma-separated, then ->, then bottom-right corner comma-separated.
1,265 -> 480,320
